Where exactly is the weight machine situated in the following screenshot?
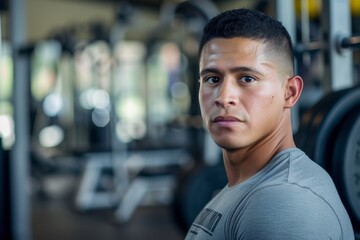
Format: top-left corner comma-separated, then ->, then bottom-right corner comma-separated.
293,0 -> 360,234
74,0 -> 219,224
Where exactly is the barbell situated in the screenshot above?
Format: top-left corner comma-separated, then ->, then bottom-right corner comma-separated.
294,35 -> 360,56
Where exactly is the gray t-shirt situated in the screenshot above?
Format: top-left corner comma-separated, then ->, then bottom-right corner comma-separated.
185,148 -> 354,240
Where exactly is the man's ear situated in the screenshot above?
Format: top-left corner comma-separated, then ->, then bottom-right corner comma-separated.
284,75 -> 303,108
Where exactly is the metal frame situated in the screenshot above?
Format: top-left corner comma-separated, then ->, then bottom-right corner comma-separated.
322,0 -> 353,91
276,0 -> 300,132
9,0 -> 31,239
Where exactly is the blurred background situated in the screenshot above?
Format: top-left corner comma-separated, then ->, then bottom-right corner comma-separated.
1,0 -> 360,239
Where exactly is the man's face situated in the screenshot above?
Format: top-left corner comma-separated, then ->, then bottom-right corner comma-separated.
199,37 -> 289,151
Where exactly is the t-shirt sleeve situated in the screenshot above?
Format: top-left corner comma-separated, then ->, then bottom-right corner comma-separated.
229,184 -> 343,240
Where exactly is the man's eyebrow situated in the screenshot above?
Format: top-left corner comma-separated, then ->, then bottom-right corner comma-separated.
230,66 -> 264,76
199,68 -> 221,77
199,66 -> 264,77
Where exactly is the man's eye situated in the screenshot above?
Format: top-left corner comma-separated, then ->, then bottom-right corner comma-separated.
205,76 -> 220,84
240,76 -> 255,83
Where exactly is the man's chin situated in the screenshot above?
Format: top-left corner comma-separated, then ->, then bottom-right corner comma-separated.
213,140 -> 242,152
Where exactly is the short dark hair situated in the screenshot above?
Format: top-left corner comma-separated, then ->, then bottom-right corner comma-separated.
199,8 -> 294,70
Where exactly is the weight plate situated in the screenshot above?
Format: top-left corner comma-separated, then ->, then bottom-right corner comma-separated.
332,108 -> 360,230
295,86 -> 340,146
295,87 -> 351,165
172,164 -> 227,232
299,86 -> 360,170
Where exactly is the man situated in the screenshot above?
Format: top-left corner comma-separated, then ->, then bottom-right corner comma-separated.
185,8 -> 354,239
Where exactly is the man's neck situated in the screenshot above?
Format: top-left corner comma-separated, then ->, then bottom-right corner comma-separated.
223,118 -> 295,187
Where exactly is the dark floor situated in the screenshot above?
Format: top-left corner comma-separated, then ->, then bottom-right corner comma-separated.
31,174 -> 186,240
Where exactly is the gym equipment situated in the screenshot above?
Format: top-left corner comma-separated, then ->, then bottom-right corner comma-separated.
111,0 -> 218,224
144,0 -> 223,231
295,86 -> 360,231
0,140 -> 11,239
294,0 -> 360,18
173,163 -> 226,232
294,0 -> 356,91
9,0 -> 31,238
172,129 -> 222,232
75,0 -> 218,225
332,108 -> 360,231
293,1 -> 360,230
296,87 -> 360,168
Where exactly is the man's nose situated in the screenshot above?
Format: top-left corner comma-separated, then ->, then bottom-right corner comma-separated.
215,80 -> 239,108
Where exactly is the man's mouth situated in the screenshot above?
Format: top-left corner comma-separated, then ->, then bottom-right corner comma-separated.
213,115 -> 242,123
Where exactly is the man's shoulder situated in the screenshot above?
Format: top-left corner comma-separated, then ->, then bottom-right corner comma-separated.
232,183 -> 345,239
247,181 -> 332,208
269,147 -> 333,186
